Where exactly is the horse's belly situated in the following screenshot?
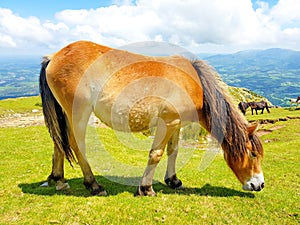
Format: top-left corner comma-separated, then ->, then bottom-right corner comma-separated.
94,96 -> 156,132
94,93 -> 199,132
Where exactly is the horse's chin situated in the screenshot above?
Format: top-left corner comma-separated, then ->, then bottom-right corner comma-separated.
242,173 -> 265,192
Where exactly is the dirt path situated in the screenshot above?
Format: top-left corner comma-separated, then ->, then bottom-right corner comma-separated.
256,125 -> 286,137
0,112 -> 44,128
0,111 -> 104,128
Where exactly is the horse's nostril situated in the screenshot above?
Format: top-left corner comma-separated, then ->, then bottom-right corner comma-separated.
250,183 -> 255,190
261,182 -> 265,189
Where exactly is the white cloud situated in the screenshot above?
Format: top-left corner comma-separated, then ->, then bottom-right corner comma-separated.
0,0 -> 300,55
0,9 -> 50,41
270,0 -> 300,24
0,34 -> 16,47
254,0 -> 300,49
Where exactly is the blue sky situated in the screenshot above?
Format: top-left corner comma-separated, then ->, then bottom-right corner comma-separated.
0,0 -> 300,55
1,0 -> 278,20
252,0 -> 278,8
0,0 -> 113,20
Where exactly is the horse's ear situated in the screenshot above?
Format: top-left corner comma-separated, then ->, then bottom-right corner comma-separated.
248,124 -> 258,136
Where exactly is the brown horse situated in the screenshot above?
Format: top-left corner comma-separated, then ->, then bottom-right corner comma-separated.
39,41 -> 264,196
248,101 -> 270,115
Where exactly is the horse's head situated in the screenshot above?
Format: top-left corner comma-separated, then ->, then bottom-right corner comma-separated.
238,102 -> 248,115
222,124 -> 264,192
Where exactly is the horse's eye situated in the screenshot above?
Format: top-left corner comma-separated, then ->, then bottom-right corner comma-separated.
250,151 -> 257,158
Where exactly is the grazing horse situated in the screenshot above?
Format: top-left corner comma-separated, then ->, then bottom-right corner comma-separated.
289,96 -> 300,107
248,101 -> 270,115
238,102 -> 249,115
39,41 -> 264,196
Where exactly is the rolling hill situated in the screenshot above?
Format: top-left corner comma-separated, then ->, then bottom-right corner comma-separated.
204,48 -> 300,106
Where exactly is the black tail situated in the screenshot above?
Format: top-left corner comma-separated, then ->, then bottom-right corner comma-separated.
39,56 -> 76,165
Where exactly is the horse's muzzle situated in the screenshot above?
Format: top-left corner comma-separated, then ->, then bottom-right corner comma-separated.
242,173 -> 264,192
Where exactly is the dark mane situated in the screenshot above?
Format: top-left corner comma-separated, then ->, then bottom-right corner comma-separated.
191,60 -> 258,161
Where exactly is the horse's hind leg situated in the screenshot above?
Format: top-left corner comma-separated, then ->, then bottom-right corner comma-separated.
164,129 -> 183,189
136,119 -> 180,196
68,109 -> 107,196
68,131 -> 106,195
42,144 -> 68,190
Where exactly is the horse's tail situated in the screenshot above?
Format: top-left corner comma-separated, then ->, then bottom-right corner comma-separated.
39,56 -> 76,165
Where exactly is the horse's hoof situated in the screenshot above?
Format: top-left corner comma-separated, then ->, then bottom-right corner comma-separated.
135,185 -> 156,197
56,181 -> 70,190
96,190 -> 108,196
165,174 -> 183,189
176,185 -> 185,190
91,186 -> 107,196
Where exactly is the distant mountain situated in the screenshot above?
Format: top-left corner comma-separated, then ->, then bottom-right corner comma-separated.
204,48 -> 300,106
0,56 -> 41,100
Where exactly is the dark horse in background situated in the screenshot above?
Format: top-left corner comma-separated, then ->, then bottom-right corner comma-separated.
248,101 -> 270,115
238,101 -> 270,115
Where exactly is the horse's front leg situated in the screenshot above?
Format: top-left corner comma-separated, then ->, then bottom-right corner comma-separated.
136,119 -> 180,196
164,129 -> 183,189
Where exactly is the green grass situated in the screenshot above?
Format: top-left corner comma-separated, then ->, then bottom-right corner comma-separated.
0,96 -> 42,116
246,107 -> 300,122
0,97 -> 299,224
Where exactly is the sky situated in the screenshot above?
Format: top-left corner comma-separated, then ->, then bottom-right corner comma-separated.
0,0 -> 300,55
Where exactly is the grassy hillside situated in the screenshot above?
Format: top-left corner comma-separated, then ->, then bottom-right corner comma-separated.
229,86 -> 272,105
205,48 -> 300,106
0,96 -> 41,116
0,97 -> 299,224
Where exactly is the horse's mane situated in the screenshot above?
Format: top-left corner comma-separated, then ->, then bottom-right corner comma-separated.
191,60 -> 261,161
